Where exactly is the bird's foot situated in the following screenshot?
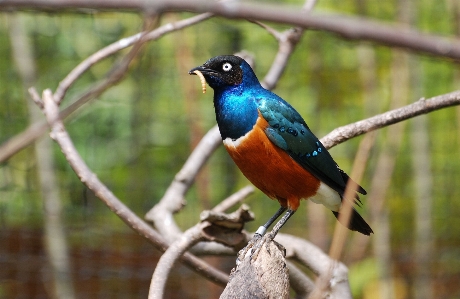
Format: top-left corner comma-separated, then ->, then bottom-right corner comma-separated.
236,232 -> 263,265
236,231 -> 279,265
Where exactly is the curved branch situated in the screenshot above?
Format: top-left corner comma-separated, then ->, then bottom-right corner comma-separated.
0,12 -> 213,163
145,125 -> 222,242
149,223 -> 208,299
4,0 -> 460,60
54,12 -> 213,103
261,0 -> 317,90
277,233 -> 352,298
320,90 -> 460,149
149,200 -> 254,299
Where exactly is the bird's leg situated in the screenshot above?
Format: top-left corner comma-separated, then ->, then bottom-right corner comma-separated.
237,207 -> 288,264
254,206 -> 287,237
266,209 -> 295,241
240,209 -> 295,263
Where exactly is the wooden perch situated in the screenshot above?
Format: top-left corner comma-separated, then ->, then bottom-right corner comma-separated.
220,237 -> 289,299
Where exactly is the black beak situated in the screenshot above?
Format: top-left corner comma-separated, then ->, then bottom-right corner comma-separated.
188,65 -> 215,76
188,66 -> 203,75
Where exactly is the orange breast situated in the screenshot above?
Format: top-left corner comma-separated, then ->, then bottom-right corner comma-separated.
223,114 -> 320,210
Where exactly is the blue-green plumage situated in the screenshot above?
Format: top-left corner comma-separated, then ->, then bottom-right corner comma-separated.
189,55 -> 372,236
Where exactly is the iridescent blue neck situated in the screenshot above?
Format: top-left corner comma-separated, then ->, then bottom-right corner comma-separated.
212,61 -> 264,140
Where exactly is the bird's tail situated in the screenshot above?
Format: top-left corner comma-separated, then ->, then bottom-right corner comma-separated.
332,209 -> 373,236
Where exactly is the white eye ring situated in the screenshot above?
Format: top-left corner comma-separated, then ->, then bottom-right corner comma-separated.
222,62 -> 232,72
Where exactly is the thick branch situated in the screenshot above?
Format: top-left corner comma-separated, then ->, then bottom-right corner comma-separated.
3,0 -> 460,60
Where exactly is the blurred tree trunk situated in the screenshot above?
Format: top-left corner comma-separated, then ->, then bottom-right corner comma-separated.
306,39 -> 328,251
408,0 -> 434,298
9,15 -> 76,299
346,0 -> 408,273
410,100 -> 434,299
370,47 -> 410,299
347,43 -> 409,263
448,0 -> 460,149
171,15 -> 212,210
351,0 -> 413,297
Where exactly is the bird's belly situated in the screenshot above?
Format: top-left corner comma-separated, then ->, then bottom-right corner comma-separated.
223,116 -> 321,210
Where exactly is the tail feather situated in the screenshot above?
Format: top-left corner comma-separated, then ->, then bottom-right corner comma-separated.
332,209 -> 373,236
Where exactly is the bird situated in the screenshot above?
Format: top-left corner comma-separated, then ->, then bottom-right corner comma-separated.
189,55 -> 373,238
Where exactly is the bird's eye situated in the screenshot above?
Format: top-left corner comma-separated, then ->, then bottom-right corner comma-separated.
222,62 -> 232,72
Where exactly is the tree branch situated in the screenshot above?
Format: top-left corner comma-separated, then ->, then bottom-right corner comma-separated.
36,88 -> 229,287
0,12 -> 213,163
277,234 -> 352,299
144,125 -> 222,242
149,223 -> 208,299
54,12 -> 213,103
149,203 -> 254,299
320,90 -> 460,149
260,0 -> 317,90
30,17 -> 231,287
3,0 -> 460,60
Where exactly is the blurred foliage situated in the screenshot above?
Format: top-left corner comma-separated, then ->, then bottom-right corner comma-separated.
0,0 -> 460,298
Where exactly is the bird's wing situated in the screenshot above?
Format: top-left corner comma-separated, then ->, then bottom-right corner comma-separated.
257,96 -> 365,197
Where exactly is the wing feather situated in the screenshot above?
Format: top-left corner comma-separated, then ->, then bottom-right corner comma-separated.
257,96 -> 366,199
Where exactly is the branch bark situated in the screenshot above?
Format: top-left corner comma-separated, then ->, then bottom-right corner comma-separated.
9,14 -> 76,299
3,0 -> 460,60
320,90 -> 460,149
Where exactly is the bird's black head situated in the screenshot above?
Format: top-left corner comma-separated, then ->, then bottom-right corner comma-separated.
189,55 -> 247,90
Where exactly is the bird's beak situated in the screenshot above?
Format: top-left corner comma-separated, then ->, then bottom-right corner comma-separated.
188,65 -> 215,76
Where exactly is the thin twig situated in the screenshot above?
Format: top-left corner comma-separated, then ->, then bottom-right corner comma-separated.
329,131 -> 376,261
212,185 -> 254,213
248,20 -> 282,40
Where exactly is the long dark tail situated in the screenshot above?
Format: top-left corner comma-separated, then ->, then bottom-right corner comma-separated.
332,209 -> 373,236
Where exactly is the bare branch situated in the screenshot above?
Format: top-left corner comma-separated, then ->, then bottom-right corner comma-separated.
3,0 -> 460,60
0,12 -> 213,163
145,125 -> 222,242
149,203 -> 254,298
276,233 -> 352,299
54,12 -> 212,102
328,131 -> 376,261
248,20 -> 282,40
149,223 -> 208,299
320,90 -> 460,149
212,185 -> 254,213
31,14 -> 231,287
36,88 -> 229,286
261,0 -> 318,90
